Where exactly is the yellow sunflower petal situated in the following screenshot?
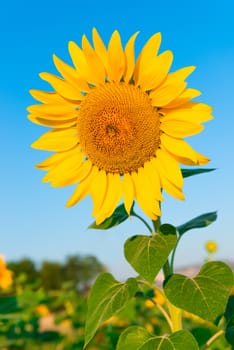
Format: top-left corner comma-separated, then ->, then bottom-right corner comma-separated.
161,119 -> 204,137
161,134 -> 209,165
163,109 -> 213,123
29,90 -> 68,104
53,54 -> 89,92
134,32 -> 161,83
149,153 -> 183,200
167,66 -> 196,82
163,88 -> 201,109
143,160 -> 163,201
96,173 -> 122,224
132,169 -> 161,219
28,114 -> 77,128
31,128 -> 78,151
136,50 -> 173,91
68,41 -> 86,70
123,173 -> 135,215
36,151 -> 71,170
39,72 -> 84,101
149,66 -> 195,107
190,102 -> 213,113
170,152 -> 210,166
42,148 -> 84,184
90,169 -> 107,217
27,103 -> 77,116
68,41 -> 97,84
160,174 -> 185,200
82,35 -> 106,84
107,30 -> 125,82
66,165 -> 96,207
50,159 -> 92,187
92,28 -> 109,73
150,81 -> 186,107
124,31 -> 139,83
156,149 -> 183,189
28,111 -> 77,121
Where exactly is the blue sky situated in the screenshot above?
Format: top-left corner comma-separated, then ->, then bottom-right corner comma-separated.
1,0 -> 234,279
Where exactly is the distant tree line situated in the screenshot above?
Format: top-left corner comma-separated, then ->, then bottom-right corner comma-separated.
8,255 -> 106,292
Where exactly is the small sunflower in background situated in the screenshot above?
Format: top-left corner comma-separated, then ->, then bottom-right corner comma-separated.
28,29 -> 213,224
205,240 -> 218,254
0,256 -> 13,289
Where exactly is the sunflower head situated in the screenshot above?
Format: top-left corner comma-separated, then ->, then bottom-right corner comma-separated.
28,29 -> 213,224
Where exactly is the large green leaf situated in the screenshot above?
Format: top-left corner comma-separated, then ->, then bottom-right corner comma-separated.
124,233 -> 177,283
84,272 -> 137,348
116,327 -> 199,350
226,325 -> 234,346
164,261 -> 234,322
224,295 -> 234,346
116,326 -> 152,350
224,295 -> 234,322
177,211 -> 217,236
88,203 -> 132,230
140,331 -> 199,349
191,327 -> 213,347
181,168 -> 216,178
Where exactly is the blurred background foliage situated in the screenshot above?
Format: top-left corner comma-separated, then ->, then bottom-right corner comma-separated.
8,255 -> 105,292
0,251 -> 232,349
0,245 -> 233,350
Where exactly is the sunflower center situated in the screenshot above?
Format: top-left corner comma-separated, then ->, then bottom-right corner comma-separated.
78,83 -> 161,173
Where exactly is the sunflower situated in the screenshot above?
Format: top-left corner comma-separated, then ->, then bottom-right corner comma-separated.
0,256 -> 13,289
28,29 -> 212,224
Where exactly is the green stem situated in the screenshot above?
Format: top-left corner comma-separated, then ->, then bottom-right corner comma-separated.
149,297 -> 173,332
170,235 -> 182,272
152,218 -> 183,332
203,330 -> 224,349
163,259 -> 172,277
152,218 -> 161,233
166,299 -> 182,332
132,211 -> 153,233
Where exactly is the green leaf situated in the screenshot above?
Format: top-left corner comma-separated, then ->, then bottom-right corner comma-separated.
164,261 -> 234,323
117,327 -> 199,350
84,272 -> 137,348
224,295 -> 234,322
191,327 -> 213,347
140,330 -> 199,350
124,233 -> 177,283
177,211 -> 217,236
88,203 -> 133,230
225,296 -> 234,346
181,168 -> 216,178
226,324 -> 234,346
116,326 -> 152,350
160,224 -> 177,236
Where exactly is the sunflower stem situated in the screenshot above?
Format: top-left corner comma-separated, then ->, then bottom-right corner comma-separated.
202,330 -> 224,349
163,260 -> 172,277
132,211 -> 153,233
166,298 -> 183,332
152,218 -> 182,332
152,218 -> 161,233
170,235 -> 181,272
148,297 -> 174,332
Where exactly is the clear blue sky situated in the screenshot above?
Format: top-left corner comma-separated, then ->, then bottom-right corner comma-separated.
1,0 -> 234,279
